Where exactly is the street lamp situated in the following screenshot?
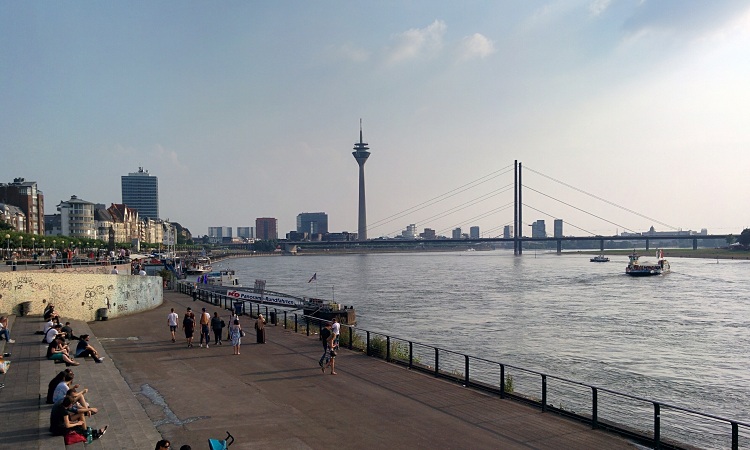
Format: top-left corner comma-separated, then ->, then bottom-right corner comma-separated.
53,240 -> 56,252
4,234 -> 9,259
42,239 -> 46,254
18,236 -> 23,255
31,237 -> 35,253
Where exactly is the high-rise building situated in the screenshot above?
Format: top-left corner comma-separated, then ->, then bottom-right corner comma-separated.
57,195 -> 96,239
208,227 -> 232,239
531,220 -> 547,238
421,228 -> 436,239
0,177 -> 45,235
237,227 -> 254,239
470,226 -> 480,239
554,219 -> 563,238
255,218 -> 278,240
452,228 -> 462,239
352,120 -> 370,241
401,224 -> 417,239
121,167 -> 159,219
296,212 -> 328,234
503,225 -> 514,239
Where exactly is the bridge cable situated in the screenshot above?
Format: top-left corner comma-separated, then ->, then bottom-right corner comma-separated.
436,202 -> 515,236
524,165 -> 678,230
523,204 -> 597,236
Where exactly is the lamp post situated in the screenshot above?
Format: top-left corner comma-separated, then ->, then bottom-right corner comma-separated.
18,236 -> 23,257
4,234 -> 9,259
53,240 -> 56,253
31,237 -> 35,254
42,239 -> 46,255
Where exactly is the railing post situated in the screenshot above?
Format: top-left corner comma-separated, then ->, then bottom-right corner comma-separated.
283,311 -> 287,329
366,331 -> 371,356
409,342 -> 413,369
464,355 -> 469,386
386,336 -> 391,362
592,387 -> 598,429
294,314 -> 298,333
732,422 -> 738,450
306,317 -> 310,336
434,348 -> 439,377
500,364 -> 505,399
348,326 -> 352,350
541,375 -> 547,412
653,403 -> 660,449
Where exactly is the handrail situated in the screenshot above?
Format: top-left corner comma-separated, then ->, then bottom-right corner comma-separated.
180,283 -> 749,450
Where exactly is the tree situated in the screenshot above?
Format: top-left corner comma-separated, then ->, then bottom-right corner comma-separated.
739,228 -> 750,247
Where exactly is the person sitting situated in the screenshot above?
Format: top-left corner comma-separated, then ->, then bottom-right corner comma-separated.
44,304 -> 59,322
43,317 -> 59,336
75,335 -> 104,363
61,322 -> 79,341
44,324 -> 65,344
49,396 -> 107,440
0,316 -> 15,344
47,336 -> 79,366
52,371 -> 83,404
47,369 -> 73,404
63,387 -> 98,416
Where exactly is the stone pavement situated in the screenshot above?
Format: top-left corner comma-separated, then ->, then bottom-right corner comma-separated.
1,290 -> 639,449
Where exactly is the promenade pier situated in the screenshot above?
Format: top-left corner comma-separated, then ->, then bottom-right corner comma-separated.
0,286 -> 638,449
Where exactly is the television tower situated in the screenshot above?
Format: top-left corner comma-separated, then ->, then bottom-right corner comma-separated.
352,119 -> 371,241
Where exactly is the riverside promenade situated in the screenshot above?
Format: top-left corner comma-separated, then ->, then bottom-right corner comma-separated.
1,288 -> 638,449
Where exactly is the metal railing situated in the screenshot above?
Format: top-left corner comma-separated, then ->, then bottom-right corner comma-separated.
179,282 -> 749,450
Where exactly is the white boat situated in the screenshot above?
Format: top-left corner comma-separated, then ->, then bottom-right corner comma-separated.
185,256 -> 212,274
626,250 -> 670,276
590,255 -> 610,262
205,269 -> 241,287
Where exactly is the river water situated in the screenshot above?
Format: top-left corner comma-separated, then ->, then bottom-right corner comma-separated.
217,250 -> 749,447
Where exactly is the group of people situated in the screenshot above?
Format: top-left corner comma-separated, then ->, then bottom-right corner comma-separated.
43,305 -> 106,367
319,317 -> 340,375
169,306 -> 272,356
46,357 -> 109,441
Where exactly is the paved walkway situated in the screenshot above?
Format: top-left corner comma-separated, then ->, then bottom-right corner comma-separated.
1,290 -> 638,449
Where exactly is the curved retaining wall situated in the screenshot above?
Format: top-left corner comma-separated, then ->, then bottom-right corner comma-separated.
0,270 -> 163,322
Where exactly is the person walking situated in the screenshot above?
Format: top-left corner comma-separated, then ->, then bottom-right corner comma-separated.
199,308 -> 211,348
167,308 -> 179,343
331,317 -> 340,350
255,314 -> 266,344
211,312 -> 224,346
182,307 -> 195,348
319,322 -> 332,368
229,319 -> 243,355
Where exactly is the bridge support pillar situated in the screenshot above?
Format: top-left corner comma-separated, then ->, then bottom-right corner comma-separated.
556,240 -> 561,254
645,239 -> 650,251
600,239 -> 604,252
693,238 -> 698,250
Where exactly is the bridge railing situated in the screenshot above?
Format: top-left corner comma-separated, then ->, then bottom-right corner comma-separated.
179,284 -> 749,450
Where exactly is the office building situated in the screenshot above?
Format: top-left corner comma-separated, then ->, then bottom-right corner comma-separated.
503,225 -> 513,239
531,220 -> 547,238
0,177 -> 45,235
554,219 -> 563,238
121,167 -> 159,219
452,228 -> 462,239
237,227 -> 254,239
208,227 -> 232,239
401,224 -> 417,239
297,212 -> 328,234
256,217 -> 278,240
421,228 -> 436,239
470,226 -> 480,239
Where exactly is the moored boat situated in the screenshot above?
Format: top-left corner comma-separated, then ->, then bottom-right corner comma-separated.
626,250 -> 670,276
185,256 -> 212,274
590,255 -> 610,262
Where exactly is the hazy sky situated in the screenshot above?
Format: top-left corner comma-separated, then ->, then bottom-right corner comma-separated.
3,1 -> 749,238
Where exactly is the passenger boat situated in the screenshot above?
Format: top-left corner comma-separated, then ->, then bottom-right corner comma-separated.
205,269 -> 241,287
626,250 -> 670,276
590,255 -> 610,262
185,256 -> 212,275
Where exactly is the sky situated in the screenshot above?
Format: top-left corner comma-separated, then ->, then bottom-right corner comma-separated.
2,1 -> 750,239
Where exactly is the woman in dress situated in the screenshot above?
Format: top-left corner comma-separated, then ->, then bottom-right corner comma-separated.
229,319 -> 242,355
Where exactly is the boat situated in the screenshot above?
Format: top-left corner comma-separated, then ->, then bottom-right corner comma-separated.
204,269 -> 241,287
590,255 -> 610,262
626,250 -> 670,276
185,256 -> 212,275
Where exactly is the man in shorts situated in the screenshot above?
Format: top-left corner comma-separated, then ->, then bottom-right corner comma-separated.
167,308 -> 179,343
331,317 -> 340,350
199,307 -> 211,348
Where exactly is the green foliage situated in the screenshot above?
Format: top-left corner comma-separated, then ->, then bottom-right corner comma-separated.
726,235 -> 736,245
252,240 -> 278,252
739,229 -> 750,247
504,374 -> 514,394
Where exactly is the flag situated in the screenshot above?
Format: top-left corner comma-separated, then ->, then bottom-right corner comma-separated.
308,273 -> 317,283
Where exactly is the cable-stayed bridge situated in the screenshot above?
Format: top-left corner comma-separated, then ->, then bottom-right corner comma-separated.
286,161 -> 731,253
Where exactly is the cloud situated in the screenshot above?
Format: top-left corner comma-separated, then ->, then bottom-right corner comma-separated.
330,43 -> 370,63
457,33 -> 495,61
589,0 -> 612,17
385,19 -> 446,65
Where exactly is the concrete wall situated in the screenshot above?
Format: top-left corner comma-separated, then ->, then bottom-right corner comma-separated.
0,269 -> 163,322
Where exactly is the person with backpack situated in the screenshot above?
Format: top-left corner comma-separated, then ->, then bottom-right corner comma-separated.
211,312 -> 224,346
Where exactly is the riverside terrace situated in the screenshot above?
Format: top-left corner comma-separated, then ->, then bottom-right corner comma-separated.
1,291 -> 640,449
181,282 -> 750,450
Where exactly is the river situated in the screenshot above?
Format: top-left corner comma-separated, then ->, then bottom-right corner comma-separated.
215,250 -> 749,447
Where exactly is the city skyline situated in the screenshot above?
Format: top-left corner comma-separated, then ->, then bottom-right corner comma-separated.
2,2 -> 749,236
